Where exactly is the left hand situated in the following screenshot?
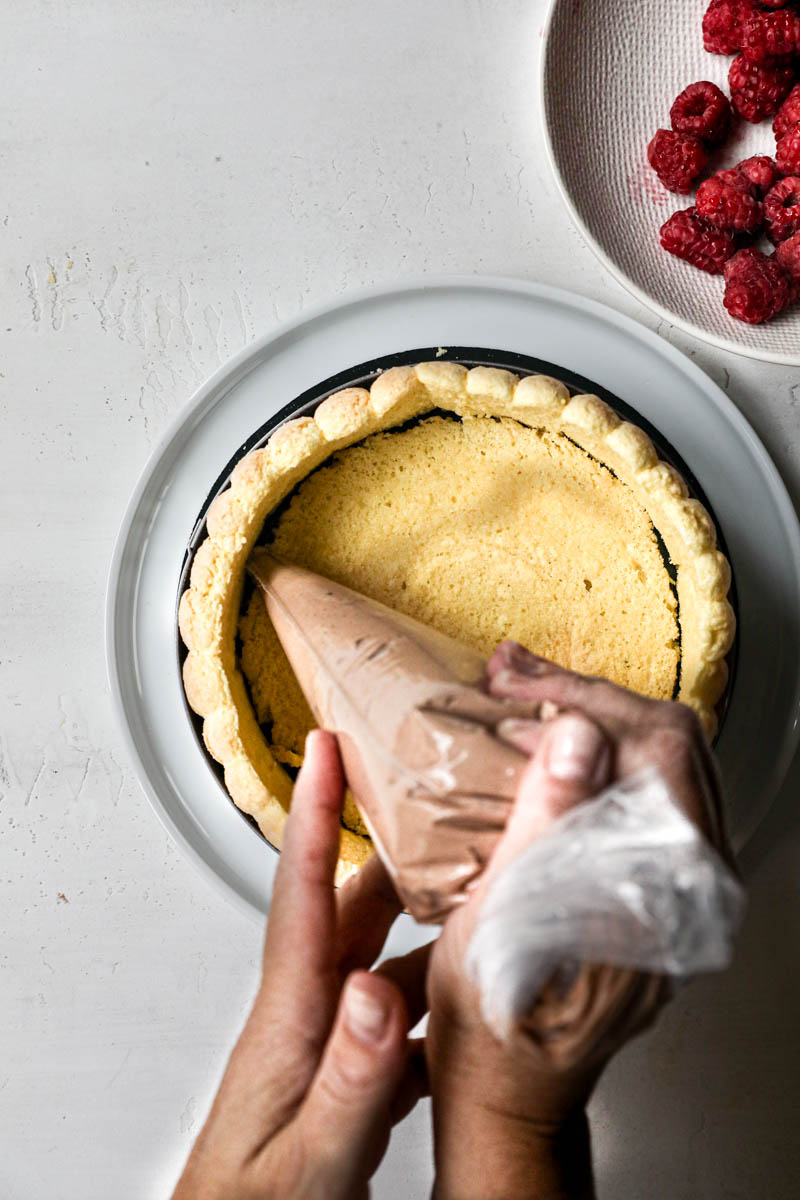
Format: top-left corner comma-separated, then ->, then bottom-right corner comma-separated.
172,729 -> 430,1200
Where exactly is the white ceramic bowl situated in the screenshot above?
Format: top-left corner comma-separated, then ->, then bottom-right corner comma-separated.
542,0 -> 800,363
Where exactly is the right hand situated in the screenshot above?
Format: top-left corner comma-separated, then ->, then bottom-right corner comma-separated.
425,641 -> 735,1199
486,640 -> 733,858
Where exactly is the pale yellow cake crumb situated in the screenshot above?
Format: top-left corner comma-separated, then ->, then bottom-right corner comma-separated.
239,415 -> 679,813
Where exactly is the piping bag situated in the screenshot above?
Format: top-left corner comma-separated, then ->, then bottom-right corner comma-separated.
247,549 -> 541,923
247,551 -> 745,1014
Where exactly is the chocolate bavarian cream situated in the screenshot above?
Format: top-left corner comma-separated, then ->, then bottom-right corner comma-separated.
247,549 -> 544,923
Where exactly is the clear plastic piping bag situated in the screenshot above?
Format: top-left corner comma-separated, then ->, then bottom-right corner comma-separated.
465,768 -> 747,1040
247,549 -> 543,923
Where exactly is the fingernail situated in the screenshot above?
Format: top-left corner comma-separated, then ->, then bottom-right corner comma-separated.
490,669 -> 517,692
545,715 -> 607,785
496,717 -> 540,755
344,981 -> 390,1044
497,717 -> 538,740
493,640 -> 522,666
505,645 -> 551,676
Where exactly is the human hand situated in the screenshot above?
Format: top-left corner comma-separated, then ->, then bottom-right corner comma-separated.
486,640 -> 731,858
172,730 -> 429,1200
426,642 -> 733,1200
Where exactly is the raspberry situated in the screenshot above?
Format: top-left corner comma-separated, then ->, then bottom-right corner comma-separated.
723,248 -> 794,322
728,54 -> 796,122
647,129 -> 708,194
761,1 -> 793,8
775,231 -> 800,282
742,10 -> 800,63
736,155 -> 781,195
724,248 -> 757,283
696,172 -> 764,233
670,81 -> 732,145
773,83 -> 800,136
764,175 -> 800,242
659,207 -> 737,274
776,122 -> 800,174
715,167 -> 757,193
703,0 -> 759,55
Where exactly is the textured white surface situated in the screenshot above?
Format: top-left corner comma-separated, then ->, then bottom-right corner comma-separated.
545,0 -> 800,362
3,2 -> 800,1198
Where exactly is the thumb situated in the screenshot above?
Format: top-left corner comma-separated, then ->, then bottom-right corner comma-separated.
488,712 -> 611,882
295,971 -> 409,1196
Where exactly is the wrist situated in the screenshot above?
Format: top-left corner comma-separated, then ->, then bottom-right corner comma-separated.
426,1009 -> 595,1200
430,1102 -> 594,1200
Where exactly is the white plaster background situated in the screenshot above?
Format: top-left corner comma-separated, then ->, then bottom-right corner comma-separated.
2,2 -> 800,1196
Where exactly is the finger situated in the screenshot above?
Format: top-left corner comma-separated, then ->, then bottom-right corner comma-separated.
488,663 -> 591,708
626,719 -> 728,859
485,713 -> 612,884
686,722 -> 735,864
703,748 -> 736,867
257,729 -> 345,1062
486,640 -> 567,680
489,661 -> 660,747
377,942 -> 433,1028
296,971 -> 409,1193
220,733 -> 346,1138
264,729 -> 343,976
334,852 -> 405,976
496,716 -> 548,757
389,1036 -> 429,1125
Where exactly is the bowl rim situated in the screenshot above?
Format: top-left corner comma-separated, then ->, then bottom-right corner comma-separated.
539,0 -> 800,367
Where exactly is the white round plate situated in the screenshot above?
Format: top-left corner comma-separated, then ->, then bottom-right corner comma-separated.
542,0 -> 800,364
106,276 -> 800,933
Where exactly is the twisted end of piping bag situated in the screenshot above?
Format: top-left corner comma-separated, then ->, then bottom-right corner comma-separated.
465,768 -> 746,1043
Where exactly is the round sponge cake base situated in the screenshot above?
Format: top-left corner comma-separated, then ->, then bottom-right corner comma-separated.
240,414 -> 680,833
178,363 -> 735,879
